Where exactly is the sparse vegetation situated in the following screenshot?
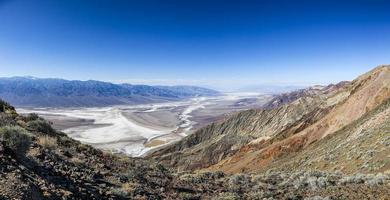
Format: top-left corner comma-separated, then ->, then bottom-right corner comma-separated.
0,113 -> 16,127
23,113 -> 40,122
37,135 -> 58,150
26,119 -> 56,136
0,126 -> 32,157
0,99 -> 14,112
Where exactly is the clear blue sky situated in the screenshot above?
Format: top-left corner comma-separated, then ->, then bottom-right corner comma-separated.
0,0 -> 389,90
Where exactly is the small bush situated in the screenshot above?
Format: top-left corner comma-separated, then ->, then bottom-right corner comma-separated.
228,174 -> 252,192
0,99 -> 14,112
111,187 -> 128,198
58,135 -> 74,147
0,113 -> 16,127
218,192 -> 240,200
304,196 -> 330,200
26,119 -> 56,136
117,182 -> 138,197
24,113 -> 40,122
0,126 -> 32,157
365,173 -> 386,186
178,192 -> 201,200
38,135 -> 58,150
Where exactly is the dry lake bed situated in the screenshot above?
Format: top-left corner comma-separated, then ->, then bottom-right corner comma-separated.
17,93 -> 272,157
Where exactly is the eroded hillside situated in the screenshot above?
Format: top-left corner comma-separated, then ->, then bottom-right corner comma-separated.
2,97 -> 389,200
150,65 -> 390,175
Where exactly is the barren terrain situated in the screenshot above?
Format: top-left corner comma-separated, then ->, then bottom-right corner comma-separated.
17,93 -> 272,156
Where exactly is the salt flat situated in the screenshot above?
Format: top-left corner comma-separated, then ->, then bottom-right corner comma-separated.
17,93 -> 272,157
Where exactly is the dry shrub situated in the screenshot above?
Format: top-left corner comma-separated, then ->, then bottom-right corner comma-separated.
0,126 -> 32,157
38,135 -> 57,150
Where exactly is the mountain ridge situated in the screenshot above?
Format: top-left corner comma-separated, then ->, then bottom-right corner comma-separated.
0,77 -> 219,107
149,65 -> 390,175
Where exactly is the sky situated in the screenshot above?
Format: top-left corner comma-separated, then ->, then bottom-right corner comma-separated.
0,0 -> 389,91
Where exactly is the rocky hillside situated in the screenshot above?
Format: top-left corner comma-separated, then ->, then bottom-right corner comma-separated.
0,77 -> 219,107
148,75 -> 350,171
2,99 -> 390,199
149,65 -> 390,175
1,66 -> 390,199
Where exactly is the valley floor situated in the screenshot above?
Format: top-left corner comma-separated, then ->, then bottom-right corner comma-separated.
17,93 -> 272,156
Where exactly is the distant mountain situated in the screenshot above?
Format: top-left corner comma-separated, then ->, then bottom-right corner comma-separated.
235,84 -> 304,94
0,77 -> 219,107
263,81 -> 349,109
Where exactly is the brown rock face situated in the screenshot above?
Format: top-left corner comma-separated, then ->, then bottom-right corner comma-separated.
150,65 -> 390,175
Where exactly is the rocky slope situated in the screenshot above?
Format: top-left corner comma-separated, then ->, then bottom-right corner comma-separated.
148,75 -> 350,171
3,99 -> 390,199
211,65 -> 390,174
1,65 -> 390,199
0,66 -> 390,200
149,65 -> 390,175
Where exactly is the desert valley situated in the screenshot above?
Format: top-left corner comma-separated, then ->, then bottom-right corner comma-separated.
1,1 -> 390,199
17,93 -> 272,156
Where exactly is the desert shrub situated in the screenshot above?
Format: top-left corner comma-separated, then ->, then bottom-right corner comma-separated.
218,192 -> 240,200
365,173 -> 386,186
77,143 -> 91,152
38,135 -> 58,150
228,174 -> 252,192
230,174 -> 251,185
246,191 -> 266,200
118,182 -> 138,197
337,173 -> 387,186
178,171 -> 225,187
338,173 -> 365,185
58,135 -> 75,147
127,163 -> 149,182
0,126 -> 32,157
213,171 -> 225,179
179,173 -> 198,183
16,120 -> 27,128
111,187 -> 129,198
316,177 -> 328,188
0,113 -> 16,127
304,196 -> 330,200
0,99 -> 14,112
178,192 -> 201,200
23,113 -> 40,122
26,119 -> 56,136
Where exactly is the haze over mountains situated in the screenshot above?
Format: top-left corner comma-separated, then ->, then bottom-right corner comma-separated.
0,77 -> 219,107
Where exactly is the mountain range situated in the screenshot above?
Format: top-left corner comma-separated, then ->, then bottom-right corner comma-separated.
0,65 -> 389,199
0,77 -> 219,107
